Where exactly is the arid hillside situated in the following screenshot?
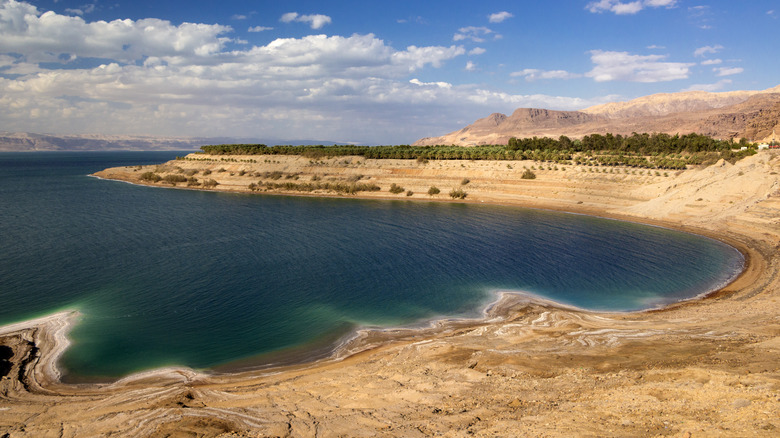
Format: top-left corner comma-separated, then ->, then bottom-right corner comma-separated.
414,85 -> 780,146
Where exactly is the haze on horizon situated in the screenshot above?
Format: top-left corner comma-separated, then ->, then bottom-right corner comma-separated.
1,0 -> 778,145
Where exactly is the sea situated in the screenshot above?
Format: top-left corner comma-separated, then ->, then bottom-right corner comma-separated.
0,152 -> 744,381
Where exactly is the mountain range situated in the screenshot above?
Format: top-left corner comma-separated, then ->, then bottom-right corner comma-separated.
0,132 -> 348,152
414,85 -> 780,146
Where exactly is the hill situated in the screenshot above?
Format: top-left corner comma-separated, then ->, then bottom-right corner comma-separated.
414,85 -> 780,146
0,132 -> 351,152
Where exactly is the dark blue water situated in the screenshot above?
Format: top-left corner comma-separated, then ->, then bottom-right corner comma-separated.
0,152 -> 743,379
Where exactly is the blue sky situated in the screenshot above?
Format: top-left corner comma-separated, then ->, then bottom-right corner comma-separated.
1,0 -> 778,144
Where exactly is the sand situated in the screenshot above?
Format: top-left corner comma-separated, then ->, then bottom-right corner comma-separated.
1,151 -> 779,437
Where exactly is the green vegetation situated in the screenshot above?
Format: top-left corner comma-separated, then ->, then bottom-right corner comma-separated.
449,188 -> 467,199
428,186 -> 441,196
163,174 -> 188,185
140,171 -> 162,182
389,183 -> 405,194
198,132 -> 757,170
258,181 -> 380,195
521,169 -> 536,179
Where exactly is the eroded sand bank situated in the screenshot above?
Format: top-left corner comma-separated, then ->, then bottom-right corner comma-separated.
2,151 -> 779,437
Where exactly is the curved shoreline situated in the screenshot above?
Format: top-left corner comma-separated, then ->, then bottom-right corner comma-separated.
2,151 -> 778,436
1,166 -> 761,384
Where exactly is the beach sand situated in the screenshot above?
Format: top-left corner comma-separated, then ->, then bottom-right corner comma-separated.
1,151 -> 779,437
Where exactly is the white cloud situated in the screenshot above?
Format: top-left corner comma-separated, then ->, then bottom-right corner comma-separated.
280,12 -> 332,30
453,27 -> 494,43
510,68 -> 582,81
714,66 -> 743,77
465,61 -> 476,71
587,0 -> 677,15
586,50 -> 693,82
693,44 -> 724,57
646,45 -> 665,49
468,47 -> 486,56
0,1 -> 234,64
700,58 -> 721,65
0,1 -> 623,144
682,79 -> 732,92
64,3 -> 96,16
248,26 -> 273,32
488,11 -> 513,23
410,78 -> 452,89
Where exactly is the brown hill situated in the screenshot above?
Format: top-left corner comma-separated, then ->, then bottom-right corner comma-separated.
413,85 -> 780,146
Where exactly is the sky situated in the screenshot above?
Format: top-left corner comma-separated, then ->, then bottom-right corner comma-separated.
1,0 -> 778,144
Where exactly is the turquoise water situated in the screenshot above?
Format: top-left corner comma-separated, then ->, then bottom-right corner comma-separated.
0,152 -> 743,380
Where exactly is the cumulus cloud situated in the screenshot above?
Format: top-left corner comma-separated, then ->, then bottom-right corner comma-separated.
0,1 -> 233,64
0,1 -> 616,143
488,11 -> 513,23
453,27 -> 494,43
700,58 -> 722,65
694,44 -> 724,57
587,0 -> 677,15
510,69 -> 582,81
65,3 -> 96,16
465,61 -> 476,71
409,78 -> 452,89
468,47 -> 486,56
714,66 -> 743,76
280,12 -> 332,29
586,50 -> 693,82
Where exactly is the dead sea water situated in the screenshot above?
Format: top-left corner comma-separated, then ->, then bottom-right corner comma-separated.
0,152 -> 744,380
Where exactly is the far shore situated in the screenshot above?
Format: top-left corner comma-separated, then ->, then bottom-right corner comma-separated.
1,150 -> 778,436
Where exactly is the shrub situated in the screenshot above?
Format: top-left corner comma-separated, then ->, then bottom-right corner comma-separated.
428,186 -> 441,196
521,169 -> 536,179
140,172 -> 162,182
461,178 -> 470,185
163,174 -> 188,184
202,169 -> 212,176
406,190 -> 414,197
449,188 -> 467,199
203,179 -> 219,188
389,183 -> 405,194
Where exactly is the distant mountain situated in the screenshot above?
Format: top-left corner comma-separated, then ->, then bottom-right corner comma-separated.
414,85 -> 780,146
0,132 -> 353,152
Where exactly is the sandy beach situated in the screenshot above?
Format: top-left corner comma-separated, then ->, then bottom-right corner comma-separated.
1,150 -> 778,437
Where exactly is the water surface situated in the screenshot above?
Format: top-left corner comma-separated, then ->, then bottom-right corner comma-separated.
0,152 -> 743,379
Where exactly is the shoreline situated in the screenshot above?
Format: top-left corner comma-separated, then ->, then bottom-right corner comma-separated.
3,151 -> 778,436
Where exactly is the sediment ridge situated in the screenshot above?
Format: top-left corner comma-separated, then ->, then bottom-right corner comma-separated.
2,151 -> 779,436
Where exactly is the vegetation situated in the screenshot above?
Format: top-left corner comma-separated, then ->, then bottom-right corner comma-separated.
389,183 -> 405,194
163,174 -> 188,185
449,188 -> 467,199
428,186 -> 441,196
197,132 -> 756,170
140,171 -> 162,182
257,181 -> 380,195
521,169 -> 536,179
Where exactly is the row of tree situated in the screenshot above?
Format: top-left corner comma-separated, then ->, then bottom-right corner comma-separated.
197,133 -> 756,169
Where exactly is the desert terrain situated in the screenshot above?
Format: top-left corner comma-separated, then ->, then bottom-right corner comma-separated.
0,149 -> 778,437
414,85 -> 780,147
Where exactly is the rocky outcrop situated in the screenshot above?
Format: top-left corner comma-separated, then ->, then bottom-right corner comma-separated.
414,85 -> 780,146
